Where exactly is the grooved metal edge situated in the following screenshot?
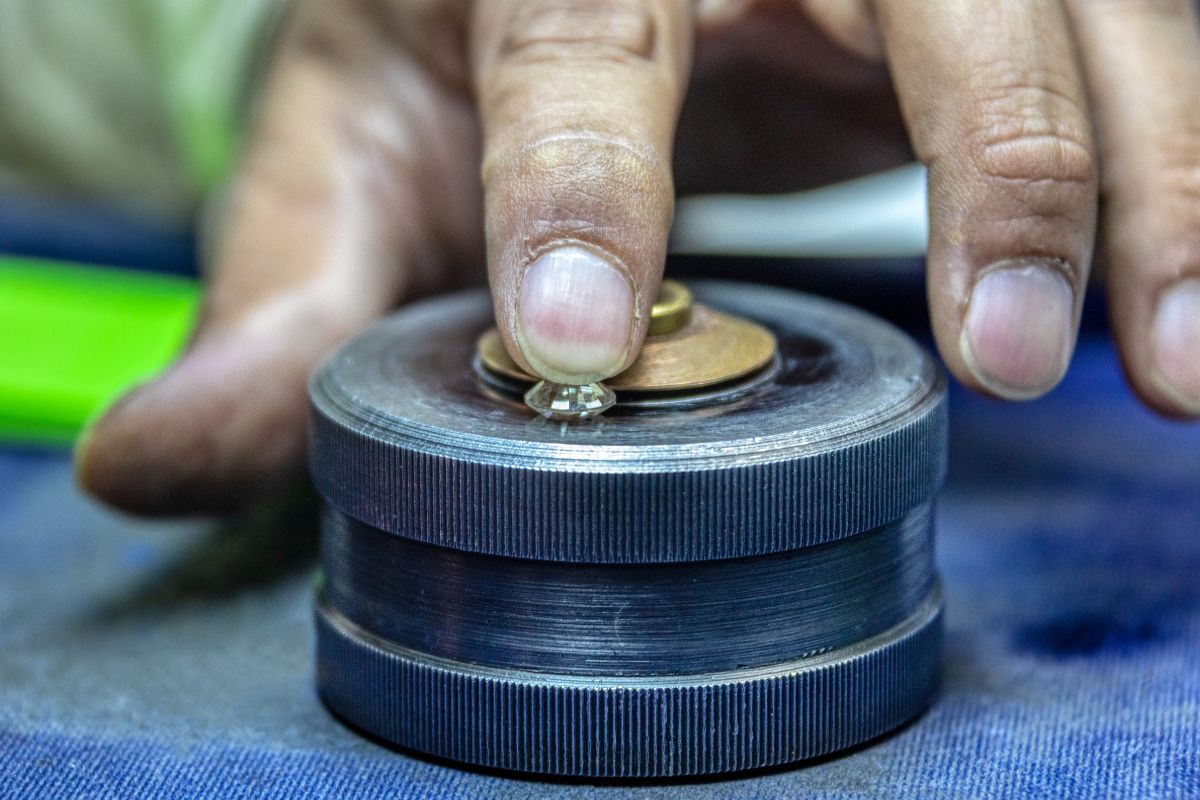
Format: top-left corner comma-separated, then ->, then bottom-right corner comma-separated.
309,386 -> 946,563
323,505 -> 935,676
315,588 -> 943,778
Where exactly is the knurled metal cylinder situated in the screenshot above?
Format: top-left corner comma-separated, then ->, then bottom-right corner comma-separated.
310,281 -> 948,777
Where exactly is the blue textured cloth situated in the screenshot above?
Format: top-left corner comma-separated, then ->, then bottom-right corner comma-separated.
1,331 -> 1197,799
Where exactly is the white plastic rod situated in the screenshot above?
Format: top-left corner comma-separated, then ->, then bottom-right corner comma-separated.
670,163 -> 929,259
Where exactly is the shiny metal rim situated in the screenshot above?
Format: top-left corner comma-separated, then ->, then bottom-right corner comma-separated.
321,504 -> 935,676
309,282 -> 947,563
315,587 -> 943,778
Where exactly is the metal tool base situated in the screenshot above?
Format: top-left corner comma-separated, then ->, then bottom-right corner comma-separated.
315,589 -> 943,778
310,282 -> 948,777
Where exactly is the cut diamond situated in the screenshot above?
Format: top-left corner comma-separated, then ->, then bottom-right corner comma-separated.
524,380 -> 616,421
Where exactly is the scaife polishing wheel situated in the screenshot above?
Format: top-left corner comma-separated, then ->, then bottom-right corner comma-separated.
310,281 -> 947,778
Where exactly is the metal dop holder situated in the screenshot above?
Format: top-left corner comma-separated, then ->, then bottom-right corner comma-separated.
310,282 -> 948,778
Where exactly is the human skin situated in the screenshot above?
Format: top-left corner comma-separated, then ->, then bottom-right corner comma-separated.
77,0 -> 1200,515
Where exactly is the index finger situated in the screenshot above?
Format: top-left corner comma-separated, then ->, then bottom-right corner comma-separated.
471,0 -> 693,384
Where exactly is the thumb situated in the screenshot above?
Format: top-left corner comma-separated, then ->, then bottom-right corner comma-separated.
75,5 -> 478,515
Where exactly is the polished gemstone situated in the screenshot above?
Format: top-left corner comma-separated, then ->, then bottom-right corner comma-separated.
523,380 -> 616,421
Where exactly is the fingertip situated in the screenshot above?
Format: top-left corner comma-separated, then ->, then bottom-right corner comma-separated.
513,243 -> 639,384
75,337 -> 309,517
1148,278 -> 1200,417
955,260 -> 1077,401
75,377 -> 224,517
75,382 -> 159,515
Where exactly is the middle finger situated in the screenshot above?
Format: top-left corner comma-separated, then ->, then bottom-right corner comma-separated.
876,0 -> 1098,399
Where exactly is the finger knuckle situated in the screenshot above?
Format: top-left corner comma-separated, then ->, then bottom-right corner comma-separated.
485,132 -> 673,233
975,128 -> 1094,187
499,0 -> 657,66
525,133 -> 671,198
965,66 -> 1096,188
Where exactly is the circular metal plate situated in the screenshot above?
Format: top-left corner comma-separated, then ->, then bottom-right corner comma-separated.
476,303 -> 778,391
316,587 -> 943,778
322,504 -> 935,676
309,281 -> 947,563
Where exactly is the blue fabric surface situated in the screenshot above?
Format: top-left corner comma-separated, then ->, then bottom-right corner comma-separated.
1,333 -> 1198,799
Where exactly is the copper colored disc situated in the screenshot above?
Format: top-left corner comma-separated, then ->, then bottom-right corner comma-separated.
476,303 -> 777,392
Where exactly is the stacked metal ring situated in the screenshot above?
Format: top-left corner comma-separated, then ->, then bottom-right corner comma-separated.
310,281 -> 948,778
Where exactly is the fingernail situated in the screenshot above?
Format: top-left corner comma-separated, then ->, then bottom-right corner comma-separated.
516,245 -> 635,382
1151,278 -> 1200,414
960,260 -> 1075,399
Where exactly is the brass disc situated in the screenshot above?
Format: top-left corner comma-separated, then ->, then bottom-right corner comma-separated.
476,299 -> 778,393
648,280 -> 692,336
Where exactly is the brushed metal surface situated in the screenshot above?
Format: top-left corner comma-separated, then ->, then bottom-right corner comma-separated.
309,282 -> 947,563
474,303 -> 779,391
321,503 -> 935,675
316,588 -> 943,778
311,282 -> 947,777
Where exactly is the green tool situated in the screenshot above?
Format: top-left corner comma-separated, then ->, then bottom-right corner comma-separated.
0,257 -> 199,446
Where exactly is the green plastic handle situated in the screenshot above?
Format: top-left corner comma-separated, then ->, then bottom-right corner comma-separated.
0,257 -> 199,446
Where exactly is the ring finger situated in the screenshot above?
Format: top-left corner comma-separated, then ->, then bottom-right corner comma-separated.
1066,0 -> 1200,417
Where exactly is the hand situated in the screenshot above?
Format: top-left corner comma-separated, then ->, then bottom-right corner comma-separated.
77,0 -> 1200,515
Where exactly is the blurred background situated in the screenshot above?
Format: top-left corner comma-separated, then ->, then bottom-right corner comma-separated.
0,0 -> 286,446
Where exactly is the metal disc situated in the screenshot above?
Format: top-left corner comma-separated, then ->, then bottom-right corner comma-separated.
316,587 -> 943,778
309,281 -> 947,563
475,303 -> 779,391
322,503 -> 935,676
